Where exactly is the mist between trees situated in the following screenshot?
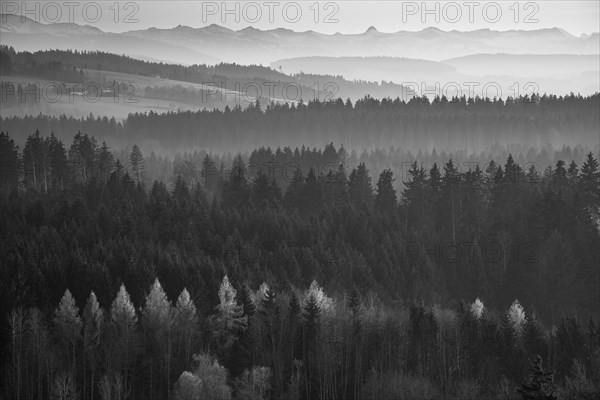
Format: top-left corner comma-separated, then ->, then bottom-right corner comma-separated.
1,130 -> 599,399
1,92 -> 598,153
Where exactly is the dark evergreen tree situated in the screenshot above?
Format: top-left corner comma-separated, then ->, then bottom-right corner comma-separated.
516,355 -> 557,400
222,154 -> 250,209
0,132 -> 20,192
228,285 -> 256,378
302,293 -> 320,400
348,163 -> 373,209
374,169 -> 397,214
130,144 -> 144,184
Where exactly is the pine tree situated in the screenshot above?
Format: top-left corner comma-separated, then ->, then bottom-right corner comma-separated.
48,133 -> 67,190
173,288 -> 198,369
374,169 -> 397,214
142,278 -> 171,335
579,152 -> 599,217
288,290 -> 303,362
111,284 -> 137,328
54,289 -> 82,369
323,164 -> 349,209
229,285 -> 256,378
173,160 -> 198,188
96,141 -> 114,182
69,131 -> 97,183
470,298 -> 485,320
401,161 -> 426,228
23,130 -> 47,191
555,316 -> 586,379
142,278 -> 173,399
109,284 -> 137,387
507,299 -> 526,338
130,144 -> 144,184
210,276 -> 248,357
0,131 -> 20,191
516,355 -> 557,400
201,154 -> 219,193
523,314 -> 548,360
307,168 -> 324,210
258,284 -> 281,391
83,292 -> 104,400
304,280 -> 333,313
348,163 -> 373,209
252,171 -> 272,206
442,159 -> 461,244
222,155 -> 250,209
284,169 -> 305,210
302,291 -> 321,400
566,160 -> 579,186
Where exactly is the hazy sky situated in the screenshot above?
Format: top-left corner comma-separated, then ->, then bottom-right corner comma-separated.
5,1 -> 600,35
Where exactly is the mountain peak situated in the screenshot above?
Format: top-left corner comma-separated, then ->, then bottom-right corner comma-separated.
365,26 -> 378,34
202,23 -> 232,33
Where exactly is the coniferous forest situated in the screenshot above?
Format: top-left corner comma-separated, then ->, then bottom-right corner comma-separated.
1,127 -> 599,400
2,4 -> 600,399
1,93 -> 598,152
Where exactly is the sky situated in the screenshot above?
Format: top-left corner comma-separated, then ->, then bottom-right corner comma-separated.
4,1 -> 600,36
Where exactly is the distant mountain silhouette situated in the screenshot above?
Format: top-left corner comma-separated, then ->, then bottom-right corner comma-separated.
271,55 -> 600,96
2,14 -> 598,65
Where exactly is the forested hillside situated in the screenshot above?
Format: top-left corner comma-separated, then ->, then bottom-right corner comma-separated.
1,93 -> 598,153
1,131 -> 599,399
0,46 -> 410,104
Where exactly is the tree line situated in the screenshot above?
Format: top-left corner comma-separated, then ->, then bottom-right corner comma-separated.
1,92 -> 597,153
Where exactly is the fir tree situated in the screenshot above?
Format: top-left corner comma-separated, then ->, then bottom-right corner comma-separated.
210,276 -> 248,357
173,288 -> 198,368
130,144 -> 144,184
375,169 -> 397,214
348,163 -> 373,209
229,286 -> 256,378
516,355 -> 557,400
83,292 -> 104,400
54,289 -> 82,369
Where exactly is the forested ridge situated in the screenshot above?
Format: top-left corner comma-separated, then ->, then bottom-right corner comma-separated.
1,93 -> 598,153
0,46 -> 410,104
1,131 -> 599,399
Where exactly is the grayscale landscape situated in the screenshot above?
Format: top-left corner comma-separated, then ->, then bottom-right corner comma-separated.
1,2 -> 599,400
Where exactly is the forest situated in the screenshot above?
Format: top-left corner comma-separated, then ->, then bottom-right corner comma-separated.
1,93 -> 598,154
0,46 -> 410,104
1,130 -> 599,399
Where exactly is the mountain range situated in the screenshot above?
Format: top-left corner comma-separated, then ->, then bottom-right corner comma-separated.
271,54 -> 600,95
1,14 -> 598,65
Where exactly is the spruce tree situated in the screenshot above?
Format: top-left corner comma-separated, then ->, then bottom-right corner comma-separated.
229,286 -> 256,378
83,292 -> 104,400
348,163 -> 373,209
130,144 -> 144,184
210,276 -> 247,360
374,169 -> 397,214
54,289 -> 82,369
173,288 -> 198,369
516,355 -> 557,400
302,292 -> 320,400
